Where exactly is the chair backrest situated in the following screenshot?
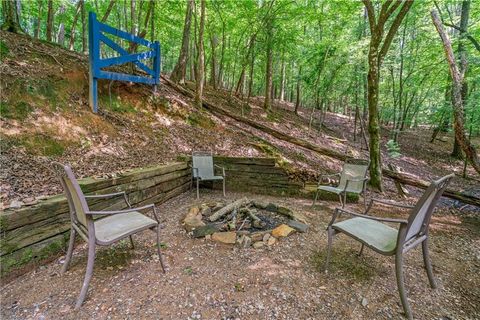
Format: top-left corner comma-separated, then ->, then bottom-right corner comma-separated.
338,158 -> 369,192
51,162 -> 89,227
404,174 -> 454,242
192,151 -> 214,178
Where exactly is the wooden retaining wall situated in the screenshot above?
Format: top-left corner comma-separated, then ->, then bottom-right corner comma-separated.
0,162 -> 190,274
211,157 -> 306,196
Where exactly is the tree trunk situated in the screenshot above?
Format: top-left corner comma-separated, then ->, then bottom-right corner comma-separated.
363,0 -> 413,191
171,0 -> 194,84
210,34 -> 217,89
101,0 -> 117,23
264,17 -> 273,110
247,39 -> 256,102
56,5 -> 66,46
130,0 -> 137,35
235,35 -> 256,97
68,0 -> 82,50
195,0 -> 206,108
1,0 -> 24,33
34,0 -> 43,38
279,55 -> 286,101
81,0 -> 87,53
46,0 -> 54,41
217,22 -> 226,88
127,0 -> 154,52
295,64 -> 301,114
432,8 -> 480,174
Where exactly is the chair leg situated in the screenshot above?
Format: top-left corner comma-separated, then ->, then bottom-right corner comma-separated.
312,190 -> 319,208
75,239 -> 96,310
362,191 -> 367,210
196,179 -> 199,200
324,227 -> 334,272
395,251 -> 413,320
61,227 -> 76,274
156,227 -> 166,273
343,192 -> 347,208
338,193 -> 344,208
357,244 -> 365,256
129,235 -> 135,249
222,179 -> 226,197
422,239 -> 437,289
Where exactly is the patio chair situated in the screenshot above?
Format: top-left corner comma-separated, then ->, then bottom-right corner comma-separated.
52,162 -> 166,310
190,151 -> 226,199
312,158 -> 369,208
324,173 -> 454,320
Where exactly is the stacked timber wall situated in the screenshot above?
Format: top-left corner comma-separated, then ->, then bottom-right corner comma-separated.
211,157 -> 305,196
0,162 -> 190,274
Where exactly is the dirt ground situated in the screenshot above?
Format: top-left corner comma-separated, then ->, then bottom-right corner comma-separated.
1,190 -> 479,320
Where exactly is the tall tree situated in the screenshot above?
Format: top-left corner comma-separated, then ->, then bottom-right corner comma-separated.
46,0 -> 54,42
57,5 -> 66,46
69,0 -> 82,50
1,0 -> 24,33
264,8 -> 274,110
81,0 -> 87,53
101,0 -> 117,23
431,8 -> 480,175
363,0 -> 414,191
171,0 -> 194,84
195,0 -> 206,108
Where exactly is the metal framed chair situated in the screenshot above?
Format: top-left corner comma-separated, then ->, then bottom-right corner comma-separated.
190,151 -> 226,199
324,173 -> 454,320
52,162 -> 166,310
312,158 -> 370,208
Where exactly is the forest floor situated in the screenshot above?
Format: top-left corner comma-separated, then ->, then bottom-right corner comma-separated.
1,190 -> 479,320
1,30 -> 479,212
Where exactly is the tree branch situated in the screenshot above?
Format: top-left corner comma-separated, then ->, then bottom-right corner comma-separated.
362,0 -> 376,31
443,23 -> 480,53
378,0 -> 413,62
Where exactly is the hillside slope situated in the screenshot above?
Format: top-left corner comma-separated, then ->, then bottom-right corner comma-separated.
1,31 -> 478,211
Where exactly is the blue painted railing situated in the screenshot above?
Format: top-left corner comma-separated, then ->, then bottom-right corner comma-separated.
88,12 -> 160,113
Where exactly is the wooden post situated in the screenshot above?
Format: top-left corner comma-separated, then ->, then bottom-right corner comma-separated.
88,12 -> 99,113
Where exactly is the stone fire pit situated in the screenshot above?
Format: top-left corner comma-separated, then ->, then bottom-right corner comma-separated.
182,198 -> 308,248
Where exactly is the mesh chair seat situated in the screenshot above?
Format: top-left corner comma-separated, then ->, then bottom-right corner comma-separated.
332,217 -> 398,254
95,212 -> 157,245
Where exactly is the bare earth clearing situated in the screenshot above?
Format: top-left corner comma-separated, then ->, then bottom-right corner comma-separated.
1,190 -> 479,320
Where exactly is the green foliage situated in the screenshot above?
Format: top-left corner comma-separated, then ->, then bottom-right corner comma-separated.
101,95 -> 136,113
386,139 -> 402,159
20,134 -> 66,156
0,40 -> 9,60
186,111 -> 215,128
0,101 -> 33,120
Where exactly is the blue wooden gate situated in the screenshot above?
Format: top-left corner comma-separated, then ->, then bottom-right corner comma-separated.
88,12 -> 161,113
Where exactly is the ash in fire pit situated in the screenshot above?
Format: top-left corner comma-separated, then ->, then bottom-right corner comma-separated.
182,198 -> 308,248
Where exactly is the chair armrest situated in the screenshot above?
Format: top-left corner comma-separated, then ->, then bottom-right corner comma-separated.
317,172 -> 341,186
331,208 -> 408,225
85,191 -> 131,208
365,198 -> 414,214
214,164 -> 225,177
87,203 -> 155,217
